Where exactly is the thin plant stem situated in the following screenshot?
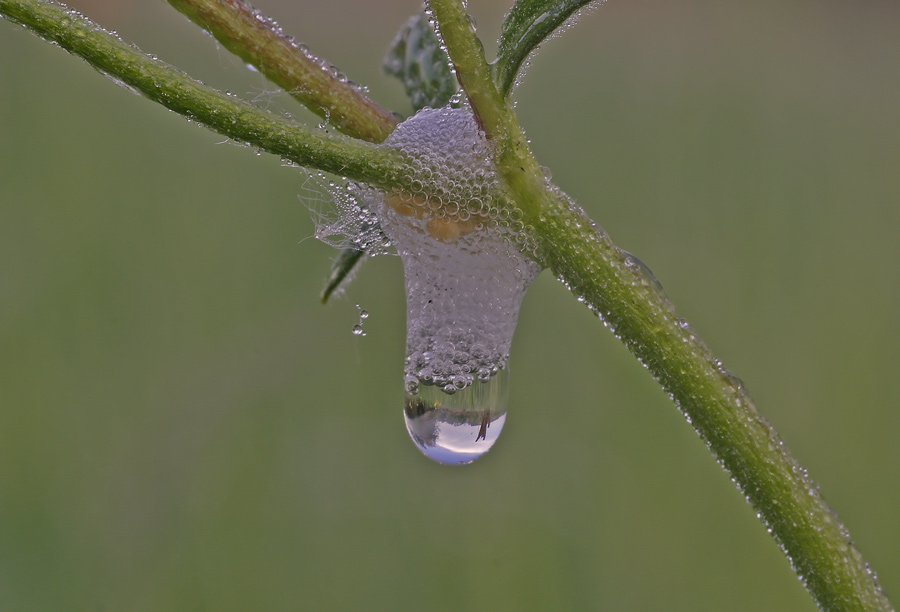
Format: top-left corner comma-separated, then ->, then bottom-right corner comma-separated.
162,0 -> 398,303
0,0 -> 405,187
427,0 -> 507,140
166,0 -> 398,143
428,0 -> 894,610
494,0 -> 595,99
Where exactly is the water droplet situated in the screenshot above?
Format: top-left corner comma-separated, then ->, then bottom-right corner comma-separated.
404,369 -> 508,465
350,304 -> 370,336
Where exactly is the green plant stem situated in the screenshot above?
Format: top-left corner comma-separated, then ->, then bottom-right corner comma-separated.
426,0 -> 545,222
0,0 -> 404,188
166,0 -> 398,143
521,184 -> 892,612
162,0 -> 397,303
494,0 -> 595,98
426,0 -> 507,140
429,0 -> 894,610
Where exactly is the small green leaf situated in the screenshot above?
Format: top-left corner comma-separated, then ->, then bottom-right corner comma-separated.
320,245 -> 366,304
495,0 -> 596,98
383,13 -> 458,113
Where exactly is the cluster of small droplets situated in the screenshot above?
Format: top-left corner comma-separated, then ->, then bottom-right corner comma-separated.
358,105 -> 540,394
422,3 -> 466,79
291,39 -> 349,86
378,106 -> 501,226
422,5 -> 442,44
23,7 -> 155,98
351,305 -> 369,336
244,9 -> 362,92
506,2 -> 608,95
309,171 -> 393,255
63,7 -> 123,42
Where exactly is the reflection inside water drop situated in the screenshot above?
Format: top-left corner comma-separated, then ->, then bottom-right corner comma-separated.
404,369 -> 508,465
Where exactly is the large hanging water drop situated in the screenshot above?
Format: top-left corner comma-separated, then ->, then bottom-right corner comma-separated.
405,369 -> 508,464
371,105 -> 540,465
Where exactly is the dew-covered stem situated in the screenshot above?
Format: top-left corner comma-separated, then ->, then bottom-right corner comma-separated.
166,0 -> 398,143
428,0 -> 893,608
494,0 -> 597,98
0,0 -> 404,187
527,187 -> 894,611
491,80 -> 894,612
426,0 -> 508,141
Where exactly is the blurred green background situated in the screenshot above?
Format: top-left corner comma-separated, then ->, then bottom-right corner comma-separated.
1,0 -> 898,609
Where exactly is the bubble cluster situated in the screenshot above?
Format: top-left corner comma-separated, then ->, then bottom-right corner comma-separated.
351,304 -> 369,336
311,172 -> 393,256
378,105 -> 501,239
248,10 -> 353,87
370,106 -> 540,395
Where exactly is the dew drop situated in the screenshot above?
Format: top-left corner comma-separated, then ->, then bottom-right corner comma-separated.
404,369 -> 508,465
351,304 -> 369,336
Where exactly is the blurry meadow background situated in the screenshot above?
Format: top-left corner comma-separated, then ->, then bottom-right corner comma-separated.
1,0 -> 899,609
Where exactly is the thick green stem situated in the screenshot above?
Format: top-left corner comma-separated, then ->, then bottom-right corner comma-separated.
0,0 -> 403,187
166,0 -> 398,143
429,0 -> 894,610
519,182 -> 893,612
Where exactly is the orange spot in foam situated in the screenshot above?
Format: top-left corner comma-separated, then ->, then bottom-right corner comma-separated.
384,192 -> 479,243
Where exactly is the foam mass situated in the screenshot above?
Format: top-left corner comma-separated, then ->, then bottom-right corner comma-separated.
367,105 -> 541,395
